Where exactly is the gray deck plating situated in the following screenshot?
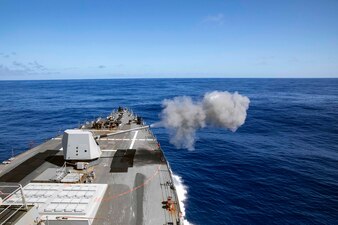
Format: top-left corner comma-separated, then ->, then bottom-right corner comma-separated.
0,110 -> 182,225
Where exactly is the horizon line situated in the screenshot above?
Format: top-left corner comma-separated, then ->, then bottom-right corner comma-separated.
0,77 -> 337,81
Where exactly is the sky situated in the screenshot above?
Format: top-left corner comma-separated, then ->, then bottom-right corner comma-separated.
0,0 -> 338,80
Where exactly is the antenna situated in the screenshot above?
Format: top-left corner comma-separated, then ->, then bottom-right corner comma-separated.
9,148 -> 15,161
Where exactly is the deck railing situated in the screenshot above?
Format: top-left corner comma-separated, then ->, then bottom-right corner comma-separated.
0,183 -> 28,225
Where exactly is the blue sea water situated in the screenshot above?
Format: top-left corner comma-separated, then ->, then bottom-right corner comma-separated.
0,78 -> 337,224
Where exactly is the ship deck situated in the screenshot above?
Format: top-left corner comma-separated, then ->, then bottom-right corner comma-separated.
0,110 -> 182,225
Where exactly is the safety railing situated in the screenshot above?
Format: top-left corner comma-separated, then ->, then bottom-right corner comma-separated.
0,183 -> 28,225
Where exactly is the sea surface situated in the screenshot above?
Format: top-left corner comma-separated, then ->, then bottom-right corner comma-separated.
0,78 -> 337,224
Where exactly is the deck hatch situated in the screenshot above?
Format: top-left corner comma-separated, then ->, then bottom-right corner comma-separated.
3,183 -> 107,223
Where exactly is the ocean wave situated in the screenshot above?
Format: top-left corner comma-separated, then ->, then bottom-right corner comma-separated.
172,173 -> 193,225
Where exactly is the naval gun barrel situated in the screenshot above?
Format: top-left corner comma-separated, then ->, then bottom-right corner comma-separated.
95,125 -> 150,139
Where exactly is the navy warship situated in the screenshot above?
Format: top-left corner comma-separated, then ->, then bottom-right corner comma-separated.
0,107 -> 184,225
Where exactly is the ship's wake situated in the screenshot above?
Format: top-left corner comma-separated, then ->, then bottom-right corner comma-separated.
172,173 -> 193,225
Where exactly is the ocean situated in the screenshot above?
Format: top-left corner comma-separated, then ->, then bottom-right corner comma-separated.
0,78 -> 337,224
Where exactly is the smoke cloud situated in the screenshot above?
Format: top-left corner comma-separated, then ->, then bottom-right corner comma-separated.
158,91 -> 250,150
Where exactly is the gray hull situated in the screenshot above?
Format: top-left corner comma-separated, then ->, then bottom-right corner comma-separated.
0,108 -> 183,225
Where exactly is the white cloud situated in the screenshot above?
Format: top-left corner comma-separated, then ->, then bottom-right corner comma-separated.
0,60 -> 57,79
12,60 -> 48,72
0,64 -> 28,78
0,53 -> 10,58
203,13 -> 224,25
28,61 -> 47,71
